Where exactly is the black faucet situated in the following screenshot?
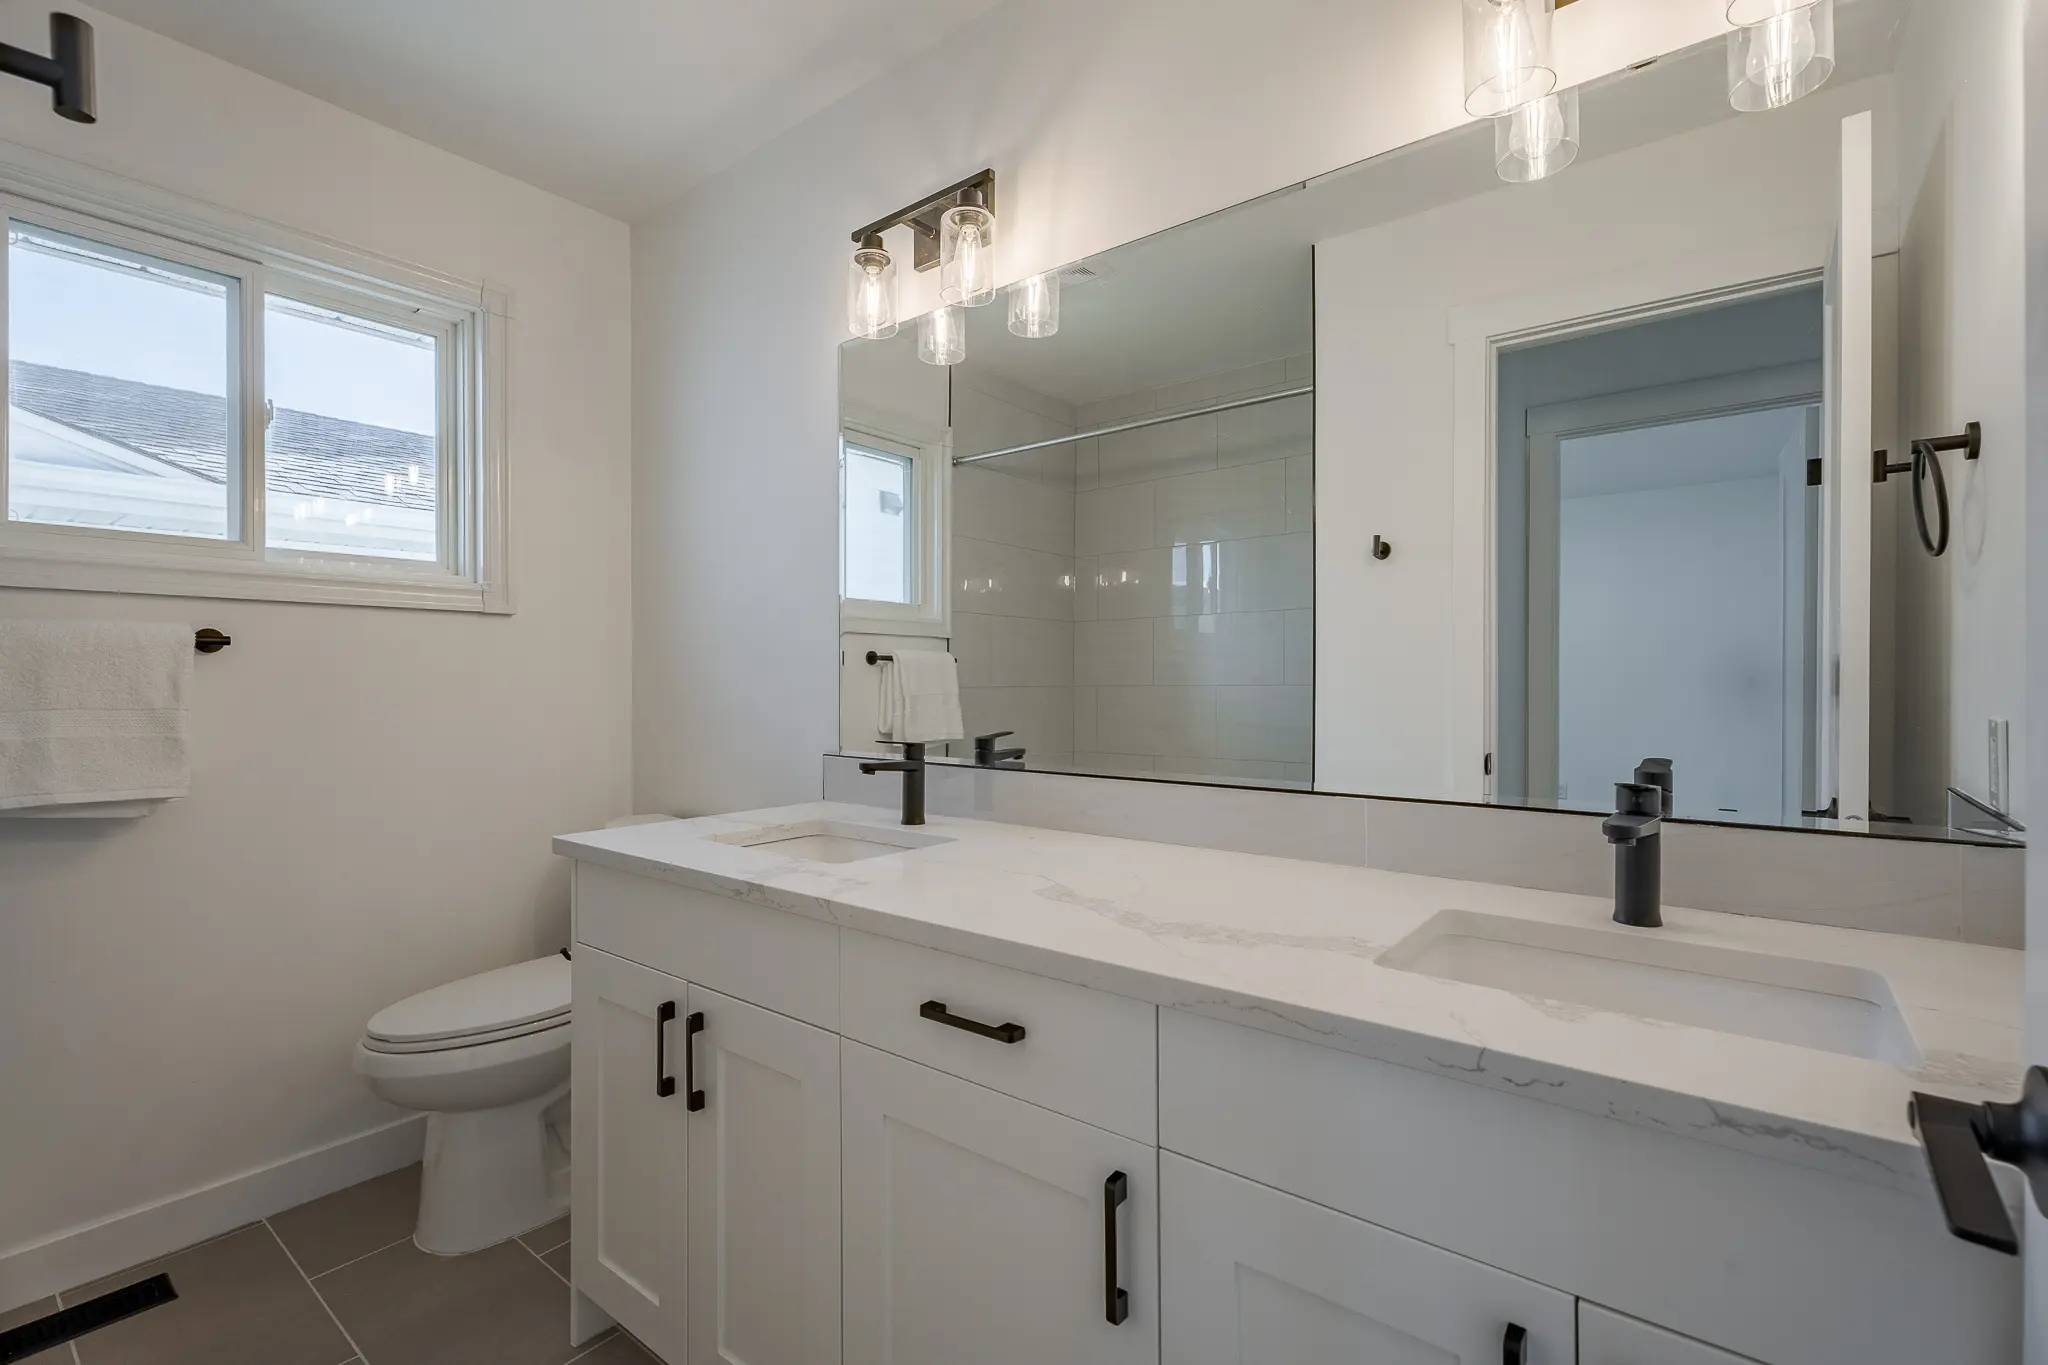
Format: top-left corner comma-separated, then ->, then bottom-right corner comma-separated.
859,742 -> 926,826
973,731 -> 1027,769
1603,759 -> 1673,928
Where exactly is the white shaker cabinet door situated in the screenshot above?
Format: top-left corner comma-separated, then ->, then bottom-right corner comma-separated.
1579,1304 -> 1762,1365
841,1040 -> 1157,1365
1160,1153 -> 1574,1365
572,946 -> 691,1360
684,984 -> 842,1365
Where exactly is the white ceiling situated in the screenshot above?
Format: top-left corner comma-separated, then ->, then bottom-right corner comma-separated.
89,0 -> 1006,219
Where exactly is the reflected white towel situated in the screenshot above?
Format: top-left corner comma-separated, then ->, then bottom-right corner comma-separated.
877,650 -> 963,745
0,621 -> 192,813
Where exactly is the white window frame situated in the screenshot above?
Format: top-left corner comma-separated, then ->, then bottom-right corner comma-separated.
839,422 -> 950,638
0,152 -> 512,613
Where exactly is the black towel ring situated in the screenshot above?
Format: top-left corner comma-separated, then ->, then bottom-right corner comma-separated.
1876,422 -> 1979,559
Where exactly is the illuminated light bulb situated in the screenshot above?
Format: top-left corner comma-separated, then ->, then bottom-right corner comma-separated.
1462,0 -> 1555,118
845,233 -> 899,340
1726,0 -> 1833,112
1008,272 -> 1061,338
940,189 -> 997,307
1747,8 -> 1816,107
918,305 -> 965,366
1495,88 -> 1579,183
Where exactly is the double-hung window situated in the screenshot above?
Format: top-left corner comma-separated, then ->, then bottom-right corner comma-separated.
0,179 -> 507,611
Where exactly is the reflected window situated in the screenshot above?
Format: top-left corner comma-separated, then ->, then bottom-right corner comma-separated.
842,439 -> 915,605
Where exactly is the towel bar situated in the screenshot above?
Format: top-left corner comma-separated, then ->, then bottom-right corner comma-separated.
194,628 -> 231,654
865,651 -> 892,665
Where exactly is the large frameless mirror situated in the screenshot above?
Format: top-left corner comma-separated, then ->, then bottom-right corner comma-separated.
837,0 -> 2025,846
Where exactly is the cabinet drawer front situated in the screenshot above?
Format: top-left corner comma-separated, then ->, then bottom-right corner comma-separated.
1159,1009 -> 2016,1365
840,929 -> 1156,1143
1162,1153 -> 1574,1365
841,1041 -> 1158,1365
1579,1305 -> 1762,1365
573,860 -> 838,1030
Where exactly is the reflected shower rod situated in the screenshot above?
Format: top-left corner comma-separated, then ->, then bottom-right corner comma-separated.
953,385 -> 1314,467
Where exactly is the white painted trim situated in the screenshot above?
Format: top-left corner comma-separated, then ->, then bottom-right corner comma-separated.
0,1114 -> 424,1314
1448,232 -> 1833,804
1831,112 -> 1876,829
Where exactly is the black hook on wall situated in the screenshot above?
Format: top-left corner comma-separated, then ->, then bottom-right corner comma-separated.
1874,421 -> 1981,558
0,14 -> 95,124
1371,536 -> 1393,561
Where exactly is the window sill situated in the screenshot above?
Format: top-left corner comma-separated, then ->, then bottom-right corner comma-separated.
842,609 -> 948,639
0,542 -> 510,613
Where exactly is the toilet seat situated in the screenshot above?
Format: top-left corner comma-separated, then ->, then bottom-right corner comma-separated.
365,955 -> 569,1053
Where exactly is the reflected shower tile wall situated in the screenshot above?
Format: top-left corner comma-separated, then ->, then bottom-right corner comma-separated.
1068,354 -> 1315,777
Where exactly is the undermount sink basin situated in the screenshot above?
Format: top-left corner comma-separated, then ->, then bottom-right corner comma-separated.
1381,910 -> 1921,1065
709,819 -> 952,864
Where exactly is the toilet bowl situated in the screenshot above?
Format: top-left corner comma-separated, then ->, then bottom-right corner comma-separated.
354,954 -> 571,1255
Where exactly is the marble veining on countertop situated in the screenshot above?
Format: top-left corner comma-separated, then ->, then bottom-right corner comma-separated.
554,802 -> 2025,1193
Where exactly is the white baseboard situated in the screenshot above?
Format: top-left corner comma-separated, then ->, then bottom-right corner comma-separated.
0,1115 -> 425,1315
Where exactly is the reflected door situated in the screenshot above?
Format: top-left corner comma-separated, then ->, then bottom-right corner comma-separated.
1528,400 -> 1821,823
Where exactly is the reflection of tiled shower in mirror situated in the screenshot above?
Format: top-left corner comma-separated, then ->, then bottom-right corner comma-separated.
947,347 -> 1315,789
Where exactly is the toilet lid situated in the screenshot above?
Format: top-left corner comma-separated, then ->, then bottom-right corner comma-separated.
367,955 -> 570,1046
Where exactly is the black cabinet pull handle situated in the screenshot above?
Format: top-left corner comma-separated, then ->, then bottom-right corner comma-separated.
1911,1090 -> 2021,1253
920,999 -> 1025,1044
654,1001 -> 676,1098
1503,1323 -> 1527,1365
685,1010 -> 706,1112
1104,1170 -> 1130,1326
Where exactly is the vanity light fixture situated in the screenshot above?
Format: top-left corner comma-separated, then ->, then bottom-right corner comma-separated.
1726,0 -> 1833,112
847,233 -> 899,339
1462,0 -> 1556,118
940,187 -> 997,307
849,169 -> 996,358
918,305 -> 966,366
1008,271 -> 1060,338
1495,87 -> 1579,183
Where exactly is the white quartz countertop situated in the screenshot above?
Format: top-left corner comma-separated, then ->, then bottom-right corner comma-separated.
555,802 -> 2025,1192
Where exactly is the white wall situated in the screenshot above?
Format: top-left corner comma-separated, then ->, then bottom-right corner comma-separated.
1894,0 -> 2029,821
631,0 -> 1740,817
1314,77 -> 1893,800
0,7 -> 632,1305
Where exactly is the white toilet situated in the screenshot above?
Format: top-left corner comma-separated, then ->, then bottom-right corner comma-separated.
354,954 -> 572,1255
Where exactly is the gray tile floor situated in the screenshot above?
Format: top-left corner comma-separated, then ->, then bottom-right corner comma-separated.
4,1166 -> 653,1365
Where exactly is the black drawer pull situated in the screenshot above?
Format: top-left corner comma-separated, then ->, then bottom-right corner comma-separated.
920,999 -> 1025,1044
1503,1323 -> 1527,1365
654,1001 -> 676,1098
685,1010 -> 706,1112
1104,1170 -> 1130,1326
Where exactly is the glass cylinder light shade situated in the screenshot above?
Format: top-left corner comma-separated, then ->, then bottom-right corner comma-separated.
1496,88 -> 1579,183
918,305 -> 966,366
1007,272 -> 1060,339
940,198 -> 997,307
846,236 -> 898,340
1726,0 -> 1833,112
1463,0 -> 1556,118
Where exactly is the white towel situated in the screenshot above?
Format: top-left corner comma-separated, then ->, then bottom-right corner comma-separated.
876,650 -> 963,745
0,621 -> 193,813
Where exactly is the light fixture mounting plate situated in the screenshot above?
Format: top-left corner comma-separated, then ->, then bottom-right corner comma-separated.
852,169 -> 997,272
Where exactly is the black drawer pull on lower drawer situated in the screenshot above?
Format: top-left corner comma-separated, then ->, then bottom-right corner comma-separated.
920,999 -> 1026,1044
